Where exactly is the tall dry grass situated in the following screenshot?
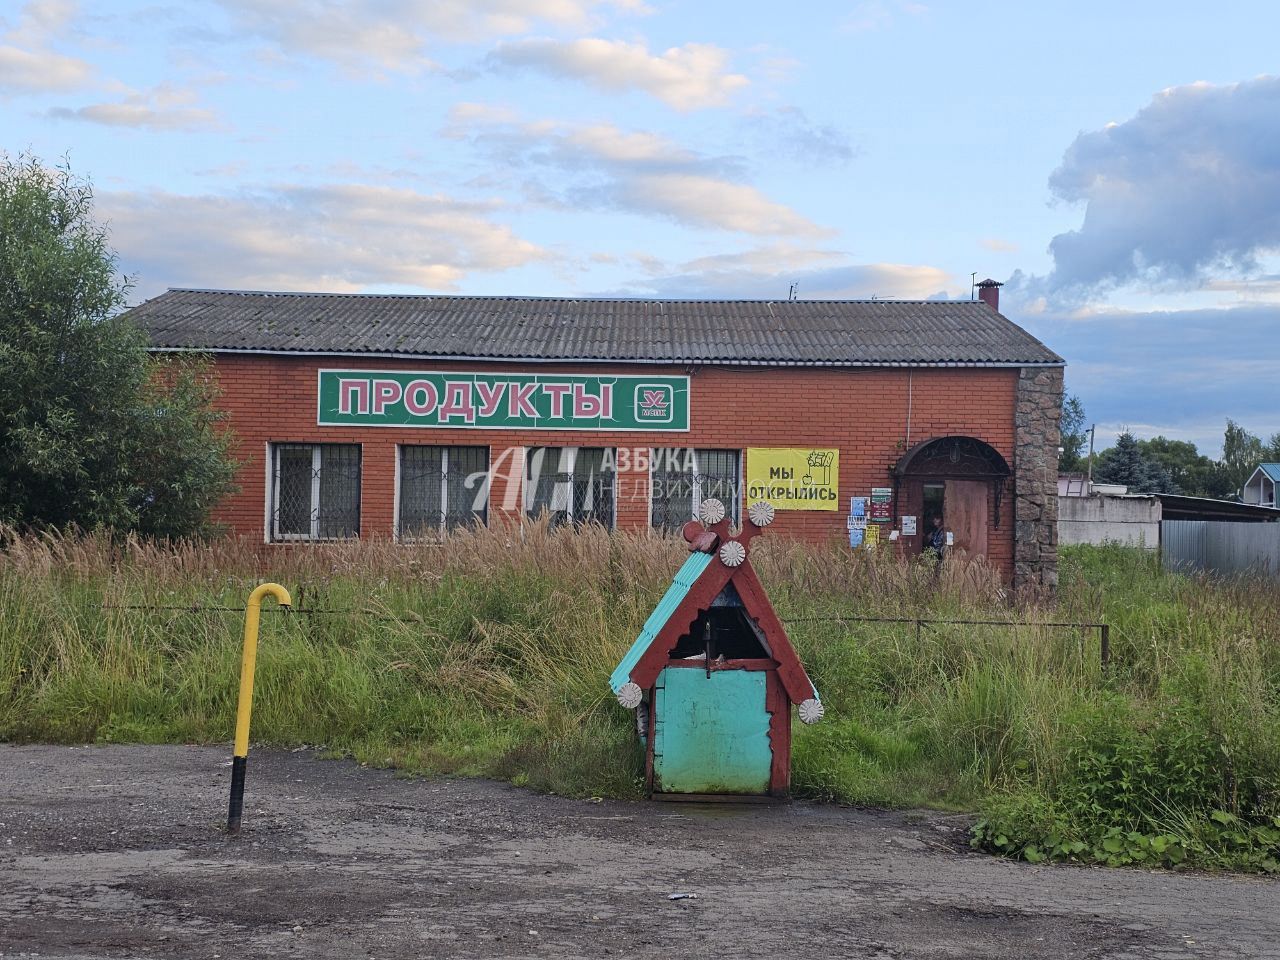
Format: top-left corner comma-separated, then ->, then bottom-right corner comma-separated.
3,526 -> 1278,836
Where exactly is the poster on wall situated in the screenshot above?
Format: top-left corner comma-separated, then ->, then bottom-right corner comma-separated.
869,487 -> 893,523
901,515 -> 917,536
847,496 -> 867,548
317,370 -> 690,431
745,448 -> 840,511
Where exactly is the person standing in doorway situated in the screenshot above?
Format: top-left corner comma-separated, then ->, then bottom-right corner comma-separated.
925,513 -> 946,561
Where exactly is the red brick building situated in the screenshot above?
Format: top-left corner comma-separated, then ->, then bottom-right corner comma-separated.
129,284 -> 1064,589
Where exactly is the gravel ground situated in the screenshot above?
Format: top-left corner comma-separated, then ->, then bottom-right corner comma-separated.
1,744 -> 1277,959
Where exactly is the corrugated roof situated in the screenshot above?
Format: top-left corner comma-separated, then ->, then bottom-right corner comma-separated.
126,288 -> 1064,368
1155,493 -> 1280,522
1258,463 -> 1280,482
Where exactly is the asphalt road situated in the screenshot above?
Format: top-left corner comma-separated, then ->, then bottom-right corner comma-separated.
2,744 -> 1277,959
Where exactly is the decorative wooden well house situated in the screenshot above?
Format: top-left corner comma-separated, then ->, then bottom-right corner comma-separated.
610,499 -> 823,800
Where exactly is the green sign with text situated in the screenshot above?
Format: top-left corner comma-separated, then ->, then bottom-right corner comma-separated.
317,370 -> 690,431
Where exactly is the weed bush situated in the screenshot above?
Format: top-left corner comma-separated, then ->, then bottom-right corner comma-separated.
2,525 -> 1279,870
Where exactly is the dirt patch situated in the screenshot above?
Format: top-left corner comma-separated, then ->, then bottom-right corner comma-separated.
2,745 -> 1276,959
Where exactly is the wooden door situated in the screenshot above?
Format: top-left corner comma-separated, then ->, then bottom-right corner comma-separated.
945,479 -> 989,560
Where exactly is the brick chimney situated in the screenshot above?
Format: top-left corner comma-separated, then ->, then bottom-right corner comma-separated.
976,278 -> 1002,312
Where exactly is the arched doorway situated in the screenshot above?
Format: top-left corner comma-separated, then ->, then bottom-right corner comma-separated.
892,436 -> 1010,560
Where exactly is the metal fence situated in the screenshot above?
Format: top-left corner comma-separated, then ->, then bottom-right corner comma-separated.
1161,520 -> 1280,577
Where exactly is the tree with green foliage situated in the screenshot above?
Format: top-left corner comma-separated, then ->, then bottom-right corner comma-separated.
1093,431 -> 1176,493
1059,393 -> 1089,473
1221,419 -> 1265,497
1217,419 -> 1280,499
0,154 -> 237,537
1137,436 -> 1234,500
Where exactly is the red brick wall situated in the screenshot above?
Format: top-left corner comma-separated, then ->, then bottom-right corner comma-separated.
208,354 -> 1019,575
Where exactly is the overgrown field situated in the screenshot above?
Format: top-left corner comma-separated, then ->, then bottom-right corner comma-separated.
3,526 -> 1279,872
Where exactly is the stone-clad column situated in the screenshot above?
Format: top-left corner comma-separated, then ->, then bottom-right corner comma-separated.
1013,366 -> 1064,593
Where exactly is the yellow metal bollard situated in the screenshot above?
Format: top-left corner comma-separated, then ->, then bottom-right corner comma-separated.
227,582 -> 292,836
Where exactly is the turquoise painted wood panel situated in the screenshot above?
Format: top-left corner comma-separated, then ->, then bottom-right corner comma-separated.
609,551 -> 713,693
653,667 -> 773,795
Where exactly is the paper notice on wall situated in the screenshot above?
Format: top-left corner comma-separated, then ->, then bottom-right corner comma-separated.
847,497 -> 868,530
847,496 -> 867,549
870,487 -> 893,523
863,524 -> 880,547
901,515 -> 917,536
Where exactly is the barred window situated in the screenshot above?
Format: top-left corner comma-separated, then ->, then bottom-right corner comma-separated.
270,444 -> 361,541
398,445 -> 489,539
525,447 -> 615,528
650,448 -> 741,533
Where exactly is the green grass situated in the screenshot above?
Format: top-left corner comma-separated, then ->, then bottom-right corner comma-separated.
3,526 -> 1279,870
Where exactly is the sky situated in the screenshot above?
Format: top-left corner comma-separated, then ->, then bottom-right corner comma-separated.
4,0 -> 1279,456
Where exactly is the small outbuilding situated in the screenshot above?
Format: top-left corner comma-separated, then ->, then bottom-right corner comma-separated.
1243,464 -> 1280,508
610,498 -> 822,800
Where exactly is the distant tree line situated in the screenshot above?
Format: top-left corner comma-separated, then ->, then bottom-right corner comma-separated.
1059,394 -> 1279,499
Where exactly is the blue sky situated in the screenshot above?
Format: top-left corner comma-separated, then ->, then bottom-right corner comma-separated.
4,0 -> 1279,455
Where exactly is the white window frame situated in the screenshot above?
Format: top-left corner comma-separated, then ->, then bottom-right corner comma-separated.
523,446 -> 618,528
268,443 -> 361,542
273,445 -> 322,541
649,448 -> 742,528
395,444 -> 490,541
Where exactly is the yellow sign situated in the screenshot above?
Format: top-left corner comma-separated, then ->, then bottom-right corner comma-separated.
745,448 -> 840,511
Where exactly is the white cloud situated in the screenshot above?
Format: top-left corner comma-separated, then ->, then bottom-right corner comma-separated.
446,105 -> 827,236
489,37 -> 748,110
1202,274 -> 1280,302
217,0 -> 648,71
739,106 -> 856,163
620,247 -> 952,300
0,0 -> 93,93
842,1 -> 929,33
101,184 -> 548,298
447,101 -> 525,127
979,237 -> 1018,254
47,85 -> 219,131
446,103 -> 700,168
666,244 -> 847,277
619,173 -> 829,236
565,123 -> 692,164
1042,75 -> 1280,298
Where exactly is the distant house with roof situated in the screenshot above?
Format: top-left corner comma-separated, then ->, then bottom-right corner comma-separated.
1243,464 -> 1280,508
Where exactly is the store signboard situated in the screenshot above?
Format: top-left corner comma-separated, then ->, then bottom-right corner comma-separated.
745,448 -> 840,511
317,370 -> 690,431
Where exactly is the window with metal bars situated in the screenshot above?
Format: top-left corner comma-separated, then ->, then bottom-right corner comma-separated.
524,447 -> 615,528
270,444 -> 361,541
650,448 -> 741,532
397,445 -> 489,539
